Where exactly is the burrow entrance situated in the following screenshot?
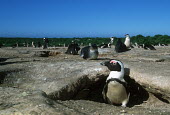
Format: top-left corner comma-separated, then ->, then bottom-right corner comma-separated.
47,74 -> 169,107
0,69 -> 29,88
0,70 -> 22,87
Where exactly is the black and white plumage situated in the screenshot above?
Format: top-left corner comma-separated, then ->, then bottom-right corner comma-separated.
99,43 -> 109,48
143,44 -> 156,50
80,44 -> 98,59
135,42 -> 156,50
99,37 -> 114,48
124,34 -> 131,48
115,39 -> 129,53
101,59 -> 130,107
65,41 -> 80,55
43,38 -> 49,49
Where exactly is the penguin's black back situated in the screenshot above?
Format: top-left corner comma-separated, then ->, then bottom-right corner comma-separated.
80,46 -> 90,59
144,44 -> 156,50
65,43 -> 80,55
115,39 -> 128,53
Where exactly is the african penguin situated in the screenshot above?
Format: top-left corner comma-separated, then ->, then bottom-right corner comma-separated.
144,44 -> 156,50
99,37 -> 114,48
124,34 -> 131,48
80,44 -> 99,59
115,39 -> 129,53
99,43 -> 108,48
43,38 -> 49,49
65,41 -> 80,55
101,59 -> 130,107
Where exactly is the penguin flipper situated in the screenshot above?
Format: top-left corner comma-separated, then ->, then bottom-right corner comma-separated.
102,84 -> 108,102
80,51 -> 84,57
102,83 -> 113,104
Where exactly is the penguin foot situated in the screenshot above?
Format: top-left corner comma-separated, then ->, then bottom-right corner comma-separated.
121,103 -> 127,108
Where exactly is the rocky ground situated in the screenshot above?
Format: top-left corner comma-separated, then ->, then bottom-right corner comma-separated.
0,46 -> 170,115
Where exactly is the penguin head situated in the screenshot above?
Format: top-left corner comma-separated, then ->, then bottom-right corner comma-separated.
71,40 -> 75,44
110,37 -> 114,43
125,34 -> 130,38
110,37 -> 114,40
101,59 -> 124,71
91,44 -> 98,50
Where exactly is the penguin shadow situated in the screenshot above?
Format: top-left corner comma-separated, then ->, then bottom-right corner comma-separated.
0,60 -> 30,66
124,68 -> 149,107
81,57 -> 111,60
95,58 -> 112,60
0,58 -> 9,62
73,75 -> 107,103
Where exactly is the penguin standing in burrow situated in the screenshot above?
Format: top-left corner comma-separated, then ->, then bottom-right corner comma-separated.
101,59 -> 130,107
80,44 -> 99,60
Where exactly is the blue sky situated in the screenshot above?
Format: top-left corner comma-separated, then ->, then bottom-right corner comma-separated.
0,0 -> 170,38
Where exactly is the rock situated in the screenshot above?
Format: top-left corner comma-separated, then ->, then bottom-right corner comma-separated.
125,61 -> 170,102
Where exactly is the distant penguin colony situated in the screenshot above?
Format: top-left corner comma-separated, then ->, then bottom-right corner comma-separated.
135,42 -> 156,50
80,44 -> 99,59
65,33 -> 157,58
101,59 -> 130,107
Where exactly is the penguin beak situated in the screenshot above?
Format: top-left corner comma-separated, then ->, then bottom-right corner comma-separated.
100,60 -> 110,66
100,61 -> 106,66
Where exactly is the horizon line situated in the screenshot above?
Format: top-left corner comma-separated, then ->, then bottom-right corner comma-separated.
0,34 -> 169,39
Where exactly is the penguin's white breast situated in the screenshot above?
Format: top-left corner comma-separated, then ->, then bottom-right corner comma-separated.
106,81 -> 128,104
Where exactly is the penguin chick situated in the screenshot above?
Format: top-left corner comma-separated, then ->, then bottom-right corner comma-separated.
101,59 -> 130,107
80,44 -> 99,59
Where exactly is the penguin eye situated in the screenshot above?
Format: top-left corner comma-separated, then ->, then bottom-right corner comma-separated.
112,62 -> 116,65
